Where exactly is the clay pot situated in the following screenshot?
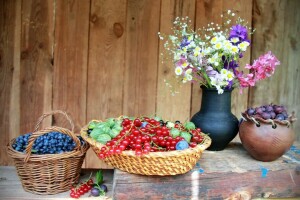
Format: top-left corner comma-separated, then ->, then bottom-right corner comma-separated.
239,112 -> 296,162
191,87 -> 239,151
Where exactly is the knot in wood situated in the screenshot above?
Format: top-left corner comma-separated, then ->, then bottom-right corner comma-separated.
113,23 -> 124,38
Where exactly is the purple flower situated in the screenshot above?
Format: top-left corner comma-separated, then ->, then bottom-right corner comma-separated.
225,80 -> 234,90
180,36 -> 191,48
222,57 -> 239,74
229,24 -> 249,43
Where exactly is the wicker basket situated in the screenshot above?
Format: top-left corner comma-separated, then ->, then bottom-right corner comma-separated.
81,123 -> 211,176
7,110 -> 89,195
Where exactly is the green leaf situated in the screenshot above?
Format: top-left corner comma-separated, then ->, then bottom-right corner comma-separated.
95,122 -> 108,129
108,128 -> 120,138
154,116 -> 162,121
95,170 -> 103,185
113,125 -> 122,132
170,128 -> 180,138
106,118 -> 115,128
184,121 -> 196,130
88,121 -> 98,129
90,128 -> 102,140
180,131 -> 192,143
97,134 -> 112,144
166,121 -> 175,128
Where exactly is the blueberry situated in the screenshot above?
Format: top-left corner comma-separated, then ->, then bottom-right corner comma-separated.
99,184 -> 108,193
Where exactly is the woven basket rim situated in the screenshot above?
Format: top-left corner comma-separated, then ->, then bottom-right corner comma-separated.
7,126 -> 89,162
80,125 -> 211,158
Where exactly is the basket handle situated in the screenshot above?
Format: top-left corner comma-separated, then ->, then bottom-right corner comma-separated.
24,126 -> 82,163
34,110 -> 74,132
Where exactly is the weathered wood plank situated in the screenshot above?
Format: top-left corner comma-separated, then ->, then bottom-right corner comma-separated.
19,0 -> 54,133
113,143 -> 300,199
53,0 -> 89,133
0,166 -> 114,200
249,0 -> 300,140
156,0 -> 195,122
123,0 -> 160,117
191,0 -> 224,118
0,0 -> 21,165
86,0 -> 127,169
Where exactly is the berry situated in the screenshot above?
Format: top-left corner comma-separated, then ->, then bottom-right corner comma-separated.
99,184 -> 108,193
91,188 -> 100,197
176,141 -> 189,150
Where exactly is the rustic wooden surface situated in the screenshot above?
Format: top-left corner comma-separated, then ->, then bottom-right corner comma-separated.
156,0 -> 195,122
112,142 -> 300,199
1,0 -> 300,168
0,167 -> 114,200
249,0 -> 300,140
86,0 -> 127,169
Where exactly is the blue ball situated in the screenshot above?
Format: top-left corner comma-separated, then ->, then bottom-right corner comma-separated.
176,141 -> 189,150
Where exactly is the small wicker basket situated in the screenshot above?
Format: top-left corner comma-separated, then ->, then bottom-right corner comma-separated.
7,110 -> 89,195
81,123 -> 211,176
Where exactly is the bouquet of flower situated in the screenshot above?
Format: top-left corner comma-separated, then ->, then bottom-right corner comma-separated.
158,10 -> 280,94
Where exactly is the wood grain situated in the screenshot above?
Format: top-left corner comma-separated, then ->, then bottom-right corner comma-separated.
53,0 -> 89,133
191,0 -> 224,118
156,0 -> 195,122
123,0 -> 160,117
0,0 -> 21,165
20,0 -> 54,133
0,0 -> 299,168
113,143 -> 300,199
86,0 -> 127,169
250,0 -> 300,140
0,166 -> 114,200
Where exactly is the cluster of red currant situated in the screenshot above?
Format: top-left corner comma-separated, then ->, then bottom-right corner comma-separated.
69,178 -> 93,199
96,117 -> 204,158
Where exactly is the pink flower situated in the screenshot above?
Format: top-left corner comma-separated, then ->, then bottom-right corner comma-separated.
237,51 -> 280,91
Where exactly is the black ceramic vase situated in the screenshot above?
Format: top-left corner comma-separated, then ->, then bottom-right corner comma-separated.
191,87 -> 239,151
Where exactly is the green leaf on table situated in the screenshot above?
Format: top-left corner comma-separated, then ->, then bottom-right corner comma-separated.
97,134 -> 112,144
95,170 -> 103,185
180,131 -> 192,143
170,128 -> 180,138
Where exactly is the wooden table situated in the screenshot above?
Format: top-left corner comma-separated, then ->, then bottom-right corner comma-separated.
0,167 -> 113,200
112,142 -> 300,200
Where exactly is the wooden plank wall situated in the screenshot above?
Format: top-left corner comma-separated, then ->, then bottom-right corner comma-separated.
0,0 -> 299,168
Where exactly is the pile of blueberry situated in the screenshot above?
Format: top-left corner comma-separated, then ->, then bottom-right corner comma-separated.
12,131 -> 85,154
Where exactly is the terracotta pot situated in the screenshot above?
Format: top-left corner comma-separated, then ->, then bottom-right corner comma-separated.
239,112 -> 296,161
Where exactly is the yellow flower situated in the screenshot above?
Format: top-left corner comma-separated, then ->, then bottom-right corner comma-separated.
230,37 -> 239,43
175,67 -> 183,75
231,46 -> 239,54
185,68 -> 192,74
211,37 -> 218,44
182,61 -> 188,68
193,46 -> 201,56
214,42 -> 222,50
238,41 -> 250,51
